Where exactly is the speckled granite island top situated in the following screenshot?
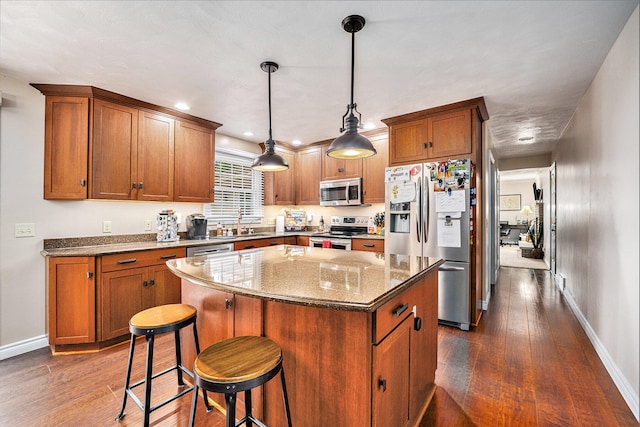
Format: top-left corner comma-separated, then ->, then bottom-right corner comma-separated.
167,245 -> 442,312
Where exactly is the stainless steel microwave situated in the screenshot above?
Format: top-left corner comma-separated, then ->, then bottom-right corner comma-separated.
319,178 -> 362,206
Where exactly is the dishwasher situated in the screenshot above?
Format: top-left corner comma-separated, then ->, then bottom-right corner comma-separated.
186,243 -> 235,257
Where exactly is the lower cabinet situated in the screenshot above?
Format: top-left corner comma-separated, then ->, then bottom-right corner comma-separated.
46,257 -> 96,345
352,238 -> 385,253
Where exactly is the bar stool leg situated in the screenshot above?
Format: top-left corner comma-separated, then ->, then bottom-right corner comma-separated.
188,383 -> 199,427
281,368 -> 293,427
174,330 -> 185,386
225,393 -> 236,427
244,389 -> 253,427
143,334 -> 155,427
192,322 -> 212,412
115,333 -> 136,421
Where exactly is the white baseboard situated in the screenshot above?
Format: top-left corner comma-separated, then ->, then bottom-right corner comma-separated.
0,335 -> 48,361
563,291 -> 640,421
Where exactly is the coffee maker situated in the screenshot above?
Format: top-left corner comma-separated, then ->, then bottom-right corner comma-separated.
186,214 -> 208,240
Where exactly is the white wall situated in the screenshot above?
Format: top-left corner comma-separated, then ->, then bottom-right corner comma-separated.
554,6 -> 639,418
498,179 -> 537,224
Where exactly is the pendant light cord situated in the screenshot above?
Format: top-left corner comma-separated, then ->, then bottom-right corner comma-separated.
349,30 -> 355,110
268,68 -> 273,141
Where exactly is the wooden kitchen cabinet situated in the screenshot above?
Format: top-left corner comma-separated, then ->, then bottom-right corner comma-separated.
296,235 -> 309,246
46,257 -> 95,345
43,96 -> 89,200
321,145 -> 362,180
234,237 -> 286,251
296,146 -> 322,204
352,238 -> 384,253
174,120 -> 215,203
34,85 -> 221,202
98,247 -> 185,341
264,146 -> 295,205
386,109 -> 471,165
91,99 -> 139,199
362,136 -> 388,203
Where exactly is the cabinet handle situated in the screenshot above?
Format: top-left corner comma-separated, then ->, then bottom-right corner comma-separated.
117,258 -> 137,264
143,280 -> 148,287
80,179 -> 86,187
132,182 -> 137,189
149,279 -> 155,286
363,244 -> 375,248
392,303 -> 409,317
244,245 -> 255,249
275,194 -> 279,199
338,167 -> 344,173
378,377 -> 387,392
225,298 -> 233,309
428,141 -> 433,148
422,142 -> 427,149
87,271 -> 93,279
269,241 -> 280,246
160,254 -> 177,259
139,182 -> 143,189
211,188 -> 215,194
414,316 -> 423,331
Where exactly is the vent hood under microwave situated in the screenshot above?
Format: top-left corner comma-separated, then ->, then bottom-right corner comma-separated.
320,178 -> 362,206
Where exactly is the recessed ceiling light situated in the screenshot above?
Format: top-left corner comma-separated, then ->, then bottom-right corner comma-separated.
292,140 -> 302,146
174,102 -> 190,111
243,131 -> 254,136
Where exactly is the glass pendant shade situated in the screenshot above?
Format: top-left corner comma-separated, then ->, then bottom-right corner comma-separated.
327,15 -> 376,160
252,61 -> 289,171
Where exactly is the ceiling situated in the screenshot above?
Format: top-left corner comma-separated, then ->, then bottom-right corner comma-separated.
1,1 -> 637,160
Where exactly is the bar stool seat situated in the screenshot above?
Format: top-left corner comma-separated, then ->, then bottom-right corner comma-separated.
116,304 -> 209,427
189,335 -> 292,427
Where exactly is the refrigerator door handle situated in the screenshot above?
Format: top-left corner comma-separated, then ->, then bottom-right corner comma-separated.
416,176 -> 422,243
423,175 -> 429,243
439,266 -> 466,272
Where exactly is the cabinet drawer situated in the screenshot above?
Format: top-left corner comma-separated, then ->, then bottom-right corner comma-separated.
101,247 -> 186,272
374,286 -> 419,344
352,238 -> 384,253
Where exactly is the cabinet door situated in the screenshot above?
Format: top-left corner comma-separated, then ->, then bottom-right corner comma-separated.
427,109 -> 472,159
389,119 -> 427,165
47,257 -> 95,344
296,235 -> 309,246
321,145 -> 362,180
296,147 -> 321,204
362,137 -> 388,203
272,148 -> 295,205
174,120 -> 215,203
372,315 -> 412,427
91,99 -> 139,200
352,238 -> 384,253
44,96 -> 89,199
137,111 -> 174,201
147,264 -> 181,308
99,267 -> 146,340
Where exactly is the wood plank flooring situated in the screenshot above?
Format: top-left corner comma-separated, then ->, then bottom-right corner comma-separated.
0,267 -> 637,426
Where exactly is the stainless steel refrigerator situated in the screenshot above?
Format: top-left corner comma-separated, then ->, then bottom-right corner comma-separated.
385,160 -> 473,330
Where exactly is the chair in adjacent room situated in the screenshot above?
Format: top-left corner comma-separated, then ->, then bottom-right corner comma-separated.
499,221 -> 511,246
189,335 -> 292,427
115,304 -> 210,427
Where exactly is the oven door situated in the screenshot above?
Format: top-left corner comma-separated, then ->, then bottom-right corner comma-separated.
309,237 -> 352,250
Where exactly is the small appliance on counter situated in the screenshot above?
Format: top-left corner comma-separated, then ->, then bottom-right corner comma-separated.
186,213 -> 208,240
157,210 -> 179,242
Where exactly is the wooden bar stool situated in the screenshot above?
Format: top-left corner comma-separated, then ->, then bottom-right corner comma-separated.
189,335 -> 292,427
115,304 -> 211,427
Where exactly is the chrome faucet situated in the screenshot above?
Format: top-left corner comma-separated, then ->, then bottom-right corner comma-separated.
237,208 -> 243,235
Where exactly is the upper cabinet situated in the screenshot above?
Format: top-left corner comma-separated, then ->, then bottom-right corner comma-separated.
321,145 -> 362,180
43,96 -> 90,199
263,146 -> 296,205
383,98 -> 488,166
362,136 -> 388,203
296,146 -> 322,205
33,84 -> 221,202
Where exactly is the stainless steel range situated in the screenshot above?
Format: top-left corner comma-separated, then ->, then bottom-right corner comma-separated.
309,216 -> 369,250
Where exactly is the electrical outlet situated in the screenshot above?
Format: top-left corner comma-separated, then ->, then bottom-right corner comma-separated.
267,217 -> 276,225
103,220 -> 112,233
144,220 -> 153,231
15,223 -> 36,238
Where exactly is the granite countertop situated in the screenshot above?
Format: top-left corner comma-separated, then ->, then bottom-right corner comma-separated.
167,245 -> 442,312
40,231 -> 384,257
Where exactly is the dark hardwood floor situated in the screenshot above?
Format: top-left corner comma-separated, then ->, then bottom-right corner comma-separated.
0,267 -> 637,426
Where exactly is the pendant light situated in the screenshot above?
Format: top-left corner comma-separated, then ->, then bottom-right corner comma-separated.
252,61 -> 289,171
326,15 -> 377,159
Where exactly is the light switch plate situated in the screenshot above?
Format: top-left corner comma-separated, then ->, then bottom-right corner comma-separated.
267,217 -> 276,225
15,223 -> 35,237
144,220 -> 153,231
103,220 -> 112,233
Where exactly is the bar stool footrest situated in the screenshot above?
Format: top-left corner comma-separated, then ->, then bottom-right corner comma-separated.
236,415 -> 267,427
126,364 -> 196,413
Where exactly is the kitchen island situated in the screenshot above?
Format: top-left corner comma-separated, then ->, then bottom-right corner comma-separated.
167,245 -> 442,427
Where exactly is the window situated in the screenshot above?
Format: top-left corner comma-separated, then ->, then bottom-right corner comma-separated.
205,149 -> 263,223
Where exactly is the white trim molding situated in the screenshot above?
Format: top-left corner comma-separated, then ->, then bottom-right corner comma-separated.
0,335 -> 48,361
563,291 -> 640,421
